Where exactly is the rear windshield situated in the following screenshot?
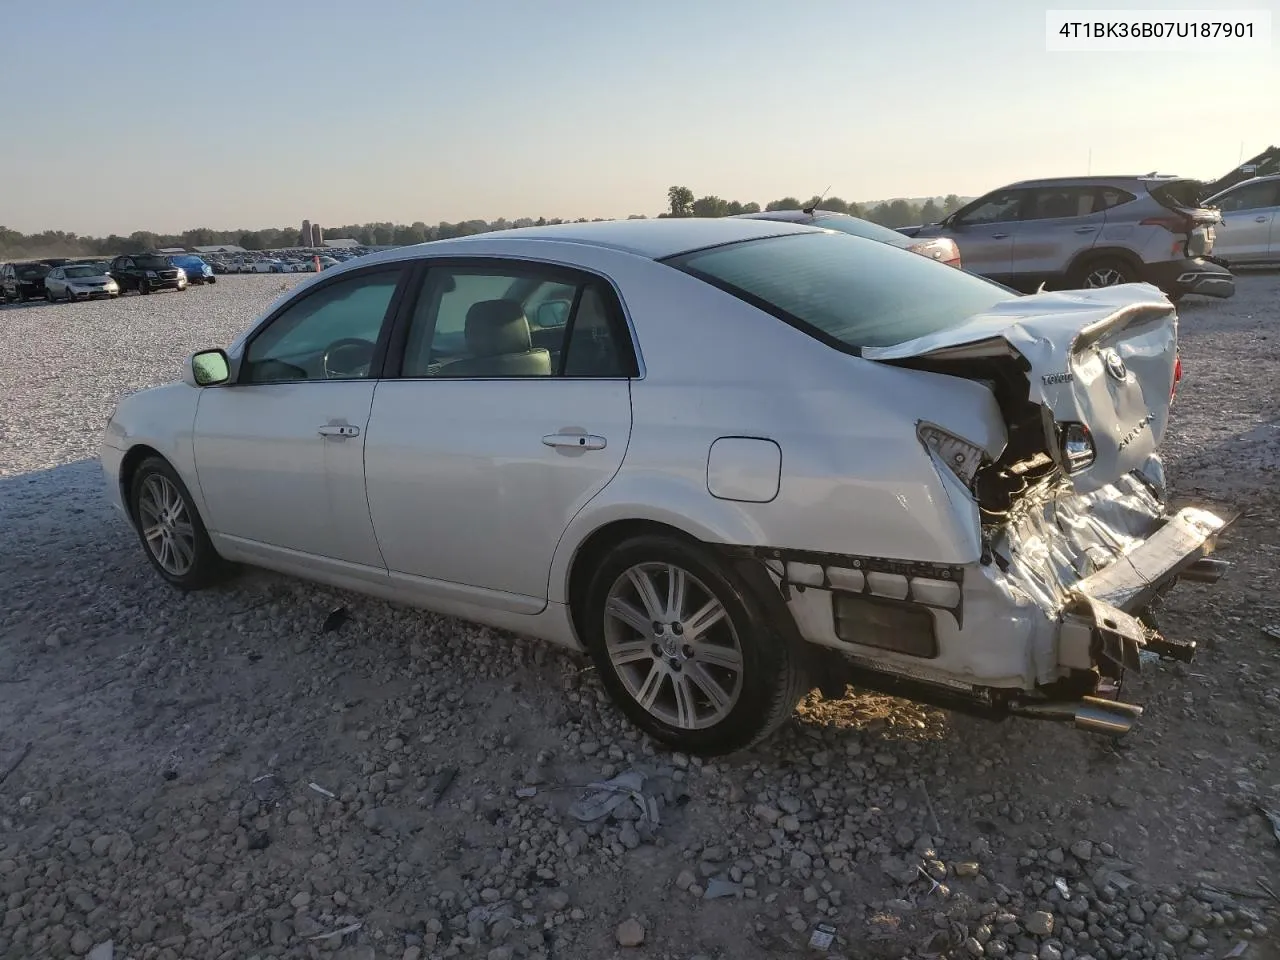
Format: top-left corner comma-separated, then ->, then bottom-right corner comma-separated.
812,214 -> 912,246
1149,179 -> 1205,210
664,232 -> 1012,351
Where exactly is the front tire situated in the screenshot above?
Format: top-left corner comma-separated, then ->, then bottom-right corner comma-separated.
139,279 -> 150,294
128,456 -> 230,590
583,534 -> 809,756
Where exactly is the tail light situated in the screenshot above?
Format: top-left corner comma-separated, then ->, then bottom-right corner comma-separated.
1060,423 -> 1096,474
1171,354 -> 1182,401
1141,214 -> 1193,233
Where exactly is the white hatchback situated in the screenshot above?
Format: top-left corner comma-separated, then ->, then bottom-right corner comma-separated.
100,218 -> 1232,755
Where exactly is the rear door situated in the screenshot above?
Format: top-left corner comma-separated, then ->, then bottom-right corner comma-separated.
943,189 -> 1026,282
1211,179 -> 1280,263
363,258 -> 636,610
193,263 -> 410,580
1010,185 -> 1116,285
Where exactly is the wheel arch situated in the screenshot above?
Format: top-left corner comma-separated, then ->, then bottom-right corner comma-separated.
118,444 -> 167,520
1066,246 -> 1145,283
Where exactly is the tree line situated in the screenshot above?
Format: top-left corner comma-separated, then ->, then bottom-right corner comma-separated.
659,186 -> 966,228
0,190 -> 966,260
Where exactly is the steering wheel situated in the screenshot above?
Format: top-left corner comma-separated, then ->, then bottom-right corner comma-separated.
322,338 -> 376,379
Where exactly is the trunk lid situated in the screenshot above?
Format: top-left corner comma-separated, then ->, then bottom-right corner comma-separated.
863,285 -> 1178,495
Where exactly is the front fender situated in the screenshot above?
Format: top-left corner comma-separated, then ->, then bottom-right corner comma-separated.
105,383 -> 205,516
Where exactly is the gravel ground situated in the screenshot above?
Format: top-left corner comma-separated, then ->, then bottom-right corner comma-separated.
1,273 -> 1277,960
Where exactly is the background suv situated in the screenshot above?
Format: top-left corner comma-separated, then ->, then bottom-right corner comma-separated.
900,175 -> 1233,301
1204,174 -> 1280,266
2,261 -> 54,303
109,253 -> 187,294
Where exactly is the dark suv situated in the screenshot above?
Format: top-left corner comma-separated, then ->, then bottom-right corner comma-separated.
2,261 -> 55,303
109,253 -> 187,294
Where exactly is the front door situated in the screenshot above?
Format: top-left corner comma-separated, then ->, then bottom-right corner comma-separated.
193,264 -> 409,579
364,260 -> 637,610
945,189 -> 1026,282
1213,179 -> 1280,263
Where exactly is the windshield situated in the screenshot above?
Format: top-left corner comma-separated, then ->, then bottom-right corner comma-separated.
65,265 -> 104,278
813,214 -> 912,246
171,256 -> 206,268
135,256 -> 171,269
18,264 -> 51,279
665,232 -> 1012,351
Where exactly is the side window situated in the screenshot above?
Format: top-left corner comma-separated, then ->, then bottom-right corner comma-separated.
398,264 -> 631,379
957,191 -> 1023,225
242,269 -> 402,384
1094,187 -> 1136,212
564,285 -> 627,377
1216,181 -> 1277,212
1023,187 -> 1103,220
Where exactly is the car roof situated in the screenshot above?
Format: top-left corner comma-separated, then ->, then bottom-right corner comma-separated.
1209,172 -> 1280,192
1000,175 -> 1187,189
440,216 -> 824,259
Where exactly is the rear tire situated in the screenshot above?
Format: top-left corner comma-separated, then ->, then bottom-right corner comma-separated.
1073,256 -> 1137,290
128,455 -> 232,590
583,534 -> 809,756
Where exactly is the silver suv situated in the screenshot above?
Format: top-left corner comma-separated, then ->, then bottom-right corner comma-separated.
901,175 -> 1234,300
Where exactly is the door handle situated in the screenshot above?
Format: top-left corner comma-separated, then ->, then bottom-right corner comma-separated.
1074,226 -> 1098,233
318,424 -> 360,438
991,233 -> 1009,239
543,433 -> 606,451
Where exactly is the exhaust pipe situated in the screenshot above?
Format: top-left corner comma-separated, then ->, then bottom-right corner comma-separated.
1012,698 -> 1141,737
1179,558 -> 1229,583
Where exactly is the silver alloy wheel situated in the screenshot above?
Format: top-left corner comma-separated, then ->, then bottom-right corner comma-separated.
137,474 -> 196,576
1085,265 -> 1127,287
603,562 -> 745,730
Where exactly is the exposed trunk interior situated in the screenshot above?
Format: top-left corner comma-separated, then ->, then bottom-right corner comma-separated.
882,354 -> 1060,523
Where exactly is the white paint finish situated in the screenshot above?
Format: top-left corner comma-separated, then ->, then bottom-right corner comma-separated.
363,378 -> 632,604
193,382 -> 385,572
706,437 -> 781,503
102,218 -> 1216,698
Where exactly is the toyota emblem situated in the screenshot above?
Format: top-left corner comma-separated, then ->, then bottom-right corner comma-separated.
1104,350 -> 1127,382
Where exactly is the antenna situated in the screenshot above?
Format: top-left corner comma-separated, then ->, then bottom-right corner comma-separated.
802,185 -> 832,215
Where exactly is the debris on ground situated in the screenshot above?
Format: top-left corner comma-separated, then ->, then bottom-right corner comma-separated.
1262,623 -> 1280,641
568,769 -> 660,827
425,766 -> 457,806
1258,805 -> 1280,845
321,605 -> 350,633
808,923 -> 836,951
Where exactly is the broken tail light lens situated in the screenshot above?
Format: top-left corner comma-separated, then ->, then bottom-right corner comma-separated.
1171,354 -> 1182,401
1060,423 -> 1095,473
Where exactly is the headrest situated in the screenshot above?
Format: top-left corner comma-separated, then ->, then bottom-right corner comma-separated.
465,299 -> 532,356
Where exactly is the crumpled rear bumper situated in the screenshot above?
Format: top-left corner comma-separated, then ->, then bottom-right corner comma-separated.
757,464 -> 1235,736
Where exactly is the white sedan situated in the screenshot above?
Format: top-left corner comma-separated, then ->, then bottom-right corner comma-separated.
100,218 -> 1232,755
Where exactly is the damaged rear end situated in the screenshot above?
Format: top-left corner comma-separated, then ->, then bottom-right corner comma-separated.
846,285 -> 1235,734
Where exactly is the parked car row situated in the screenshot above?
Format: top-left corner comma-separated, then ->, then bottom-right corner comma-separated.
1,253 -> 226,304
205,247 -> 371,275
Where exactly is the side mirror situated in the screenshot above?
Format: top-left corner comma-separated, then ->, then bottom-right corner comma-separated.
188,349 -> 231,386
534,299 -> 572,328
